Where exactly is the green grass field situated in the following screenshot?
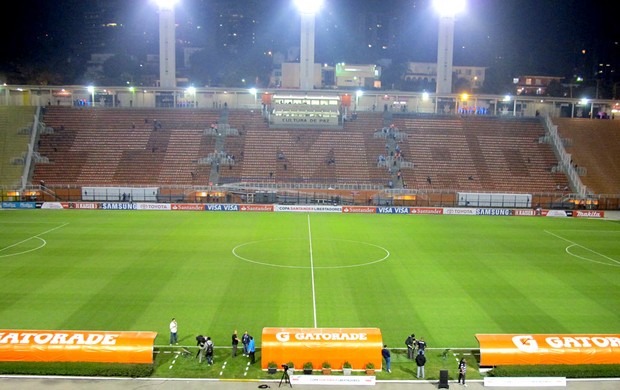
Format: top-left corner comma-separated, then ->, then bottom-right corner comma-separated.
1,209 -> 619,379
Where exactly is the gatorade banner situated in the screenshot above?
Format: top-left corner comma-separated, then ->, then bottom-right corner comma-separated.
261,327 -> 383,371
0,330 -> 157,363
477,334 -> 620,366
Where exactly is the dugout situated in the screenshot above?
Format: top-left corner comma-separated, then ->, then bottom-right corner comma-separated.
261,327 -> 383,371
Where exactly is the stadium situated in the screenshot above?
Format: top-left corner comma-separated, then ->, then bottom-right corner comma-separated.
1,1 -> 620,389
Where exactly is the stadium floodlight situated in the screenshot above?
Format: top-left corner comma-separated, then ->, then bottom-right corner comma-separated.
433,0 -> 465,17
294,0 -> 323,15
154,0 -> 178,10
295,0 -> 323,90
433,0 -> 465,94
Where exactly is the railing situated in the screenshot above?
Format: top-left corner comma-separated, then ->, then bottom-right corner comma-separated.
542,115 -> 587,197
1,184 -> 617,210
20,107 -> 42,190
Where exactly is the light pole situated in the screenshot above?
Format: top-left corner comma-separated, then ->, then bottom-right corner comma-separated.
295,0 -> 323,91
87,86 -> 95,107
434,0 -> 465,94
355,90 -> 363,112
156,0 -> 178,88
250,88 -> 257,108
187,86 -> 196,107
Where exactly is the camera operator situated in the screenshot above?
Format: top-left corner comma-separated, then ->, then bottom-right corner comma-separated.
195,335 -> 206,360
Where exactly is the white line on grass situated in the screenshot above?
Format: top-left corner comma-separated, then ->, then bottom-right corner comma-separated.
0,222 -> 69,258
544,229 -> 620,267
307,214 -> 318,328
232,238 -> 389,269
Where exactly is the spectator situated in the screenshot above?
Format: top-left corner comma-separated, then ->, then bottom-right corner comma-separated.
231,330 -> 240,358
248,336 -> 256,364
405,334 -> 416,359
416,350 -> 427,379
458,358 -> 467,386
382,345 -> 391,373
169,318 -> 178,345
242,331 -> 250,356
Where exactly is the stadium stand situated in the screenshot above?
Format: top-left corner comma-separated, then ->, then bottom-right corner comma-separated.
554,118 -> 620,195
1,105 -> 612,208
0,106 -> 36,186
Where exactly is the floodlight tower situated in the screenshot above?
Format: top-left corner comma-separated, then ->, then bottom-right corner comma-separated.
156,0 -> 178,88
295,0 -> 323,90
434,0 -> 465,94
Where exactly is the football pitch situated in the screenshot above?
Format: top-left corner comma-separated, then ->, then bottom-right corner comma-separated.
1,209 -> 619,375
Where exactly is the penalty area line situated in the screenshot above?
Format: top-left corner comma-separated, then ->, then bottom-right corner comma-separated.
544,229 -> 620,265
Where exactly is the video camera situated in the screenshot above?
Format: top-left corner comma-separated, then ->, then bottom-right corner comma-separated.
196,335 -> 206,346
281,364 -> 289,370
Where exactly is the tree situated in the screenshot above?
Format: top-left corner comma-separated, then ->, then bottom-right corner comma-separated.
101,54 -> 140,86
545,79 -> 565,97
380,60 -> 408,90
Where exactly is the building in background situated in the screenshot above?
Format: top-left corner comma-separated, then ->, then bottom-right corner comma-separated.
404,62 -> 486,93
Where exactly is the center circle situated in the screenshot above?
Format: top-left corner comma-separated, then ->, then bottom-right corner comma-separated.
232,238 -> 390,269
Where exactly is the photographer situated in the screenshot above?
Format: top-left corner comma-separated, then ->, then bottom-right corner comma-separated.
195,335 -> 206,360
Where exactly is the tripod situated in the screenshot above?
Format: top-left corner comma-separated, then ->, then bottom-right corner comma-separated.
279,368 -> 292,388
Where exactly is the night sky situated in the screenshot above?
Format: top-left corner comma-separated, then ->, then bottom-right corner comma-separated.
0,0 -> 616,81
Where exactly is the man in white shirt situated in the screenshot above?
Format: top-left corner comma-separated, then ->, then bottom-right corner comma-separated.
169,318 -> 178,345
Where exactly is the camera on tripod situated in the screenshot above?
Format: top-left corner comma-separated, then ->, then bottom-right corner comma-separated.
281,364 -> 289,370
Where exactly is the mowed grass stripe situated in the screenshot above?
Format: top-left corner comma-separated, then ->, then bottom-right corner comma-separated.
0,210 -> 618,351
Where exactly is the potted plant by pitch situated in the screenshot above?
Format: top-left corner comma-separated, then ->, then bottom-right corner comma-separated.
267,361 -> 278,375
365,362 -> 375,375
342,361 -> 352,376
286,361 -> 295,375
303,361 -> 314,375
321,361 -> 332,375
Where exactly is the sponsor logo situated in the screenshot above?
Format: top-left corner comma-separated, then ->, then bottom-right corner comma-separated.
443,208 -> 476,215
377,207 -> 410,214
512,335 -> 620,352
514,209 -> 536,216
206,204 -> 239,211
101,203 -> 139,210
41,202 -> 64,209
476,209 -> 513,216
136,203 -> 171,210
410,207 -> 443,215
275,331 -> 368,343
1,202 -> 36,209
342,207 -> 376,214
275,205 -> 341,213
67,202 -> 98,209
0,331 -> 119,346
171,204 -> 204,211
240,204 -> 273,212
574,210 -> 604,218
545,210 -> 569,218
512,335 -> 539,352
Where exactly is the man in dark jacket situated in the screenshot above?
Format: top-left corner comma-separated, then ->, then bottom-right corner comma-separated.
415,350 -> 427,379
382,344 -> 391,373
405,333 -> 416,359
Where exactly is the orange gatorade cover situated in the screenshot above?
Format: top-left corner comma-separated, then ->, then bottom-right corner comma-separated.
261,327 -> 383,370
0,330 -> 157,363
477,334 -> 620,366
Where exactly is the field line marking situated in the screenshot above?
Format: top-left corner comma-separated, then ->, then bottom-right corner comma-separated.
544,229 -> 620,266
0,223 -> 69,255
307,214 -> 318,328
